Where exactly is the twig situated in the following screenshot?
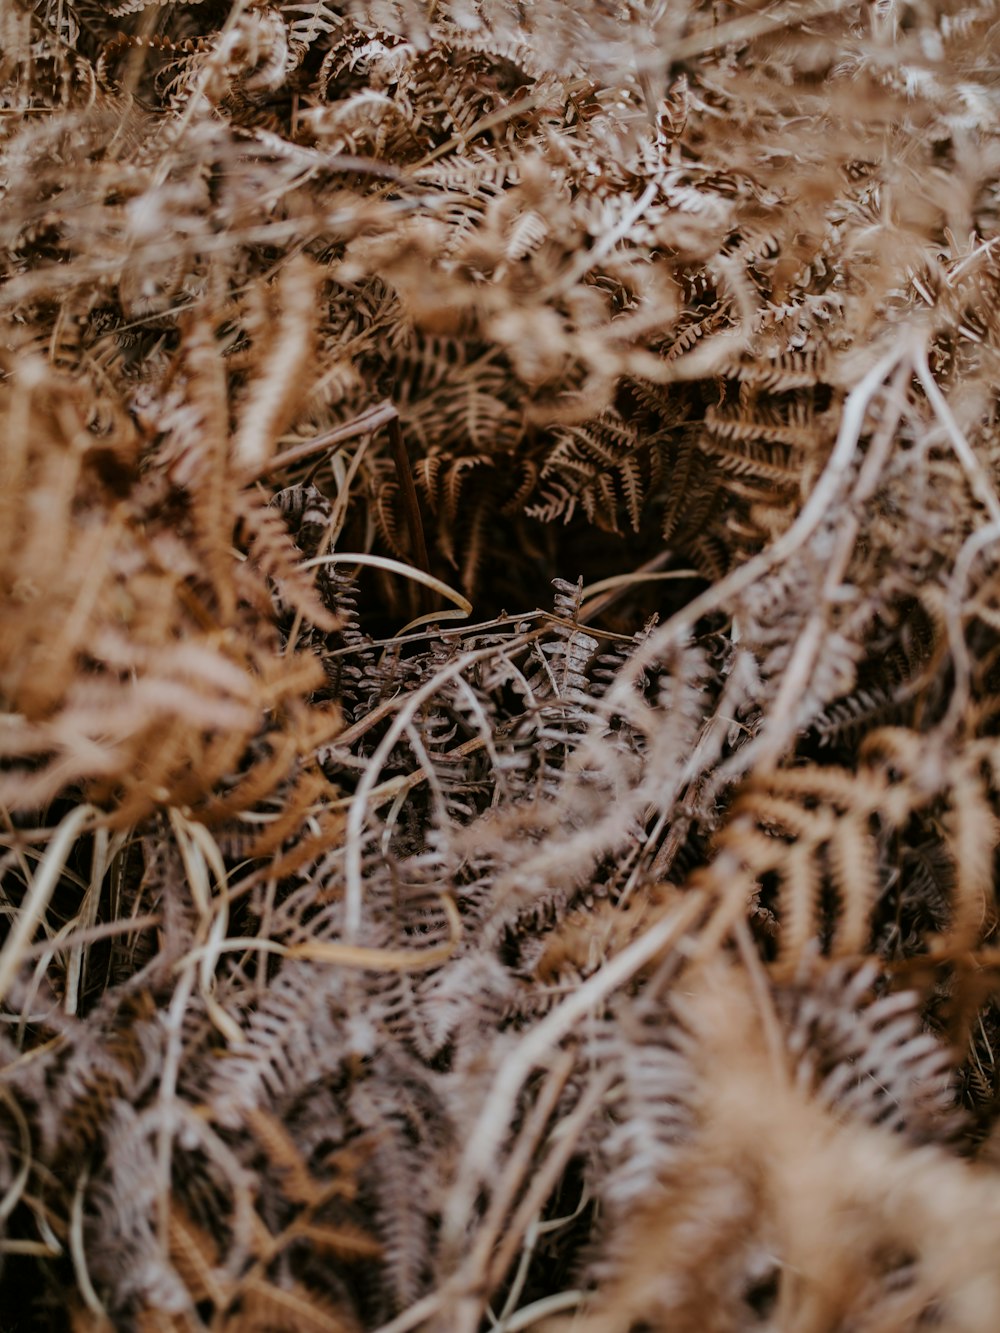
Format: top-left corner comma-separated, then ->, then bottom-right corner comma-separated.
0,1086 -> 31,1225
440,890 -> 710,1255
303,552 -> 471,632
243,400 -> 398,484
407,78 -> 596,171
748,355 -> 910,770
342,643 -> 533,941
69,1169 -> 106,1319
485,1073 -> 612,1294
577,551 -> 685,622
671,0 -> 855,60
540,181 -> 659,299
500,1291 -> 584,1333
389,416 -> 432,580
460,1053 -> 575,1290
0,804 -> 95,1006
19,914 -> 161,961
912,346 -> 1000,525
610,339 -> 911,701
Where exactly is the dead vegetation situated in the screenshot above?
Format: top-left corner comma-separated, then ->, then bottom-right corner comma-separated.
3,0 -> 1000,1328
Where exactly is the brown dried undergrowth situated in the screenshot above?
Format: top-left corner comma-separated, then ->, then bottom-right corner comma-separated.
4,0 -> 1000,1329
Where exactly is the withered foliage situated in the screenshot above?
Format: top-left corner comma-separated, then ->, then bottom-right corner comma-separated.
4,0 -> 1000,1329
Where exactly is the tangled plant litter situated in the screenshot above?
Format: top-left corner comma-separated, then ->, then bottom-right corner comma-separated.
4,0 -> 1000,1328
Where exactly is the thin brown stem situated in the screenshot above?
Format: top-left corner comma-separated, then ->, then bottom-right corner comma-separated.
388,415 -> 432,578
243,400 -> 398,484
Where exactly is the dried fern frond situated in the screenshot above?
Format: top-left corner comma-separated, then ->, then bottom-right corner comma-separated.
6,0 -> 1000,1329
